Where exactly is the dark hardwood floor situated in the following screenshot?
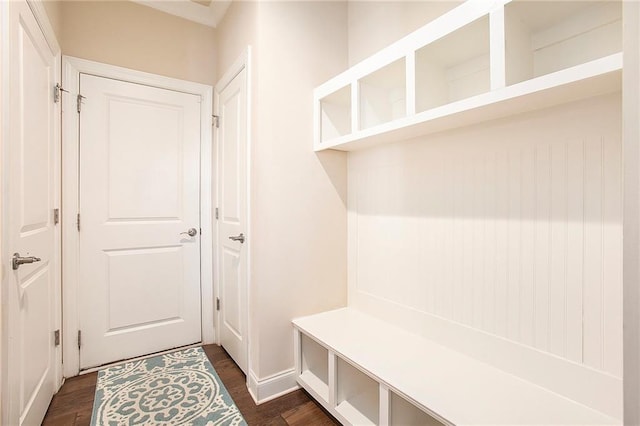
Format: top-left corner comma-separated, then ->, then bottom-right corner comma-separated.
42,344 -> 339,426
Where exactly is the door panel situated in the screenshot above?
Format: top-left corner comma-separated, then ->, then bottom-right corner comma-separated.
78,74 -> 202,369
217,67 -> 248,373
7,1 -> 60,424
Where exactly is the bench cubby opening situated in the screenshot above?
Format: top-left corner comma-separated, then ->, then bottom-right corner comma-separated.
389,391 -> 443,426
299,333 -> 329,402
335,357 -> 379,425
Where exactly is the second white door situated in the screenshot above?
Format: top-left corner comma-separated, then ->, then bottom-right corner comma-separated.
217,66 -> 248,374
78,74 -> 202,369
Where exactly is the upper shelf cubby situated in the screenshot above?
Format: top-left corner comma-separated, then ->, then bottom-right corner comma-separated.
313,0 -> 623,152
416,15 -> 490,113
505,0 -> 622,86
320,85 -> 351,143
359,58 -> 406,130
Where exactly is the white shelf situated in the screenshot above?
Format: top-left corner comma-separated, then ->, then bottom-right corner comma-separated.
390,391 -> 443,426
293,308 -> 621,426
298,333 -> 329,403
336,358 -> 379,425
318,54 -> 621,152
299,370 -> 329,403
312,0 -> 623,152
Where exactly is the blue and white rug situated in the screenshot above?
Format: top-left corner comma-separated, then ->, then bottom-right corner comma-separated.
91,347 -> 247,426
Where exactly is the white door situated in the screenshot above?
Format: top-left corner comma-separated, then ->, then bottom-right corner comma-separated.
6,0 -> 61,424
216,67 -> 248,373
78,74 -> 202,369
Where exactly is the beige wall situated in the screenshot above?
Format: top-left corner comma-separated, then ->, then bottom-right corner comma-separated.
42,1 -> 62,41
59,1 -> 217,86
252,1 -> 348,378
215,0 -> 257,80
216,0 -> 349,381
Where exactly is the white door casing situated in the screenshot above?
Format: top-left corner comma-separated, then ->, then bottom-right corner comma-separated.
215,50 -> 251,375
3,0 -> 61,424
62,57 -> 214,376
77,74 -> 203,369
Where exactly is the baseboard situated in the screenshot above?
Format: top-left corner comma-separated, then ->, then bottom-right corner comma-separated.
247,368 -> 299,405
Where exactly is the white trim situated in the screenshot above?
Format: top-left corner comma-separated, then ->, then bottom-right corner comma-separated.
213,47 -> 252,374
25,0 -> 60,56
0,1 -> 10,424
61,56 -> 214,377
247,369 -> 300,405
131,0 -> 231,28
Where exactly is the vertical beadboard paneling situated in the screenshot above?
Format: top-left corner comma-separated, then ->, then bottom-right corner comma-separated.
507,149 -> 522,341
495,149 -> 509,338
461,158 -> 474,326
520,145 -> 536,347
603,131 -> 623,376
566,138 -> 585,364
472,160 -> 485,329
549,141 -> 568,358
350,94 -> 622,377
483,152 -> 497,334
534,142 -> 551,352
584,136 -> 605,370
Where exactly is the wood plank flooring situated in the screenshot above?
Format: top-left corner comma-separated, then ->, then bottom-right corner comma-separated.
42,344 -> 339,426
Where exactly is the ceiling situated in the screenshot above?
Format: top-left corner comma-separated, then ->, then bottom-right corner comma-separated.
131,0 -> 232,28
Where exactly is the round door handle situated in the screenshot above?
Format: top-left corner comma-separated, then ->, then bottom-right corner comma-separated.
180,228 -> 198,237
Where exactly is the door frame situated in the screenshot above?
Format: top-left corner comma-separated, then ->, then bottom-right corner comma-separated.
213,48 -> 252,374
1,0 -> 62,422
61,56 -> 214,377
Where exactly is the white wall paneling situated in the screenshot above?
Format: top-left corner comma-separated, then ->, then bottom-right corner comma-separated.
348,93 -> 622,418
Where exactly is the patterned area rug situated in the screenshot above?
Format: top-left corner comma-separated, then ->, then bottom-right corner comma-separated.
91,347 -> 247,425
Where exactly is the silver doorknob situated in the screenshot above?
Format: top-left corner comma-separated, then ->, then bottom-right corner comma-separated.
180,228 -> 198,237
229,233 -> 245,244
12,253 -> 41,270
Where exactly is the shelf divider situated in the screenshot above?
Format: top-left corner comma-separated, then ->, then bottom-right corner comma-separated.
490,5 -> 506,90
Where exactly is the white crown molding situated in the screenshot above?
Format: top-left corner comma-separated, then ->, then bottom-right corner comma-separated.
131,0 -> 231,28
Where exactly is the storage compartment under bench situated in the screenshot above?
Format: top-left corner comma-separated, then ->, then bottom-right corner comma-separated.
293,308 -> 620,426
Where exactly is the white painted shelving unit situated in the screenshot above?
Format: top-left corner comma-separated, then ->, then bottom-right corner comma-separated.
313,0 -> 622,152
301,0 -> 625,424
293,309 -> 620,426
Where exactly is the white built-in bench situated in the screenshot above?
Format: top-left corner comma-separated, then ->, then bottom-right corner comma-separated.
293,308 -> 620,426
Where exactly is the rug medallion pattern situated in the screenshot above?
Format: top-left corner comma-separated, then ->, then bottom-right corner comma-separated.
91,347 -> 247,425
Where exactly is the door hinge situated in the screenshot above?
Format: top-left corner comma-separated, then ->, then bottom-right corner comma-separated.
216,297 -> 220,311
53,208 -> 60,225
54,329 -> 60,346
77,94 -> 85,113
215,207 -> 219,220
77,213 -> 81,231
53,83 -> 68,103
78,330 -> 82,349
212,115 -> 220,128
